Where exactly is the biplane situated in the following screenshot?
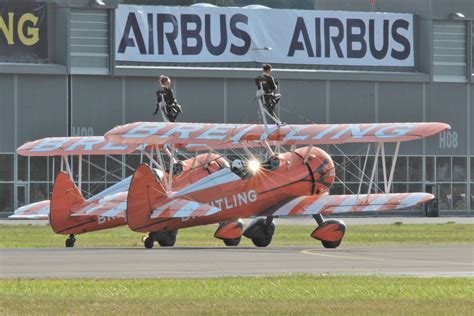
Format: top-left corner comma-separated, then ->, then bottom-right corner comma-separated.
11,136 -> 228,247
97,121 -> 450,248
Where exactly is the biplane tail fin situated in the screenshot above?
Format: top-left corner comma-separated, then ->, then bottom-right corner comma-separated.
127,164 -> 169,231
50,172 -> 91,234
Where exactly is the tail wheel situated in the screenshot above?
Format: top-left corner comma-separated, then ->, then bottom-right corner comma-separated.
143,236 -> 154,249
65,235 -> 75,248
223,236 -> 241,247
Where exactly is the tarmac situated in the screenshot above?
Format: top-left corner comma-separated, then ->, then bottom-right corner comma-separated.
1,245 -> 472,278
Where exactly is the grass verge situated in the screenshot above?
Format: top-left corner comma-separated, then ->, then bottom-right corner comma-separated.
0,223 -> 472,248
0,275 -> 472,315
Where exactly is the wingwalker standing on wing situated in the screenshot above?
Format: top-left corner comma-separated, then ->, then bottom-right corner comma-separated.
255,64 -> 282,126
153,75 -> 183,122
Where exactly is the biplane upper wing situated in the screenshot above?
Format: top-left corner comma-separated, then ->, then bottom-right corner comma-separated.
17,136 -> 142,156
272,192 -> 433,217
105,122 -> 450,148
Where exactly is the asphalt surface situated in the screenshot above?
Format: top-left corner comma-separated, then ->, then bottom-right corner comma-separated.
1,245 -> 472,278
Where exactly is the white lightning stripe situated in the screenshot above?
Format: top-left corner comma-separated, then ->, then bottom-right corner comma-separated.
38,207 -> 50,215
175,168 -> 240,196
173,201 -> 200,217
330,195 -> 361,213
205,207 -> 220,216
84,204 -> 104,215
150,200 -> 179,218
88,177 -> 131,202
273,197 -> 306,216
303,195 -> 333,215
400,193 -> 430,208
100,203 -> 127,217
359,194 -> 394,211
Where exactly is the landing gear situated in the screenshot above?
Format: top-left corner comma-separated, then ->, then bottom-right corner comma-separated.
65,234 -> 76,248
143,235 -> 154,249
243,217 -> 275,247
156,230 -> 177,247
142,230 -> 178,249
311,214 -> 346,249
214,220 -> 244,247
223,237 -> 241,247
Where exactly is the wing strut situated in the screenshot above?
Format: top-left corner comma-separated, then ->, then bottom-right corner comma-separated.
357,143 -> 371,197
387,141 -> 400,194
367,143 -> 380,199
78,155 -> 82,192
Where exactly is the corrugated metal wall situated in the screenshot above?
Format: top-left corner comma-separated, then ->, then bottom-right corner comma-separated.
70,9 -> 110,73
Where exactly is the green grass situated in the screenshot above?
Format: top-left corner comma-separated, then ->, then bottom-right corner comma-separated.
0,275 -> 472,315
0,223 -> 472,248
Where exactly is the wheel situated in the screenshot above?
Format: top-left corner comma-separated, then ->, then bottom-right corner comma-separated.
156,230 -> 177,247
223,236 -> 241,247
65,237 -> 75,248
321,239 -> 342,249
144,236 -> 154,249
251,236 -> 272,247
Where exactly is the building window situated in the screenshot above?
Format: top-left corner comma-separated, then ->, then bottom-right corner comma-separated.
394,157 -> 407,182
471,184 -> 474,211
433,21 -> 467,82
426,156 -> 435,182
30,183 -> 48,202
438,183 -> 452,210
408,157 -> 422,182
452,157 -> 466,181
0,154 -> 14,181
0,183 -> 13,212
471,157 -> 474,181
89,156 -> 105,181
452,183 -> 466,210
18,156 -> 28,182
30,157 -> 47,181
436,157 -> 451,182
471,22 -> 474,77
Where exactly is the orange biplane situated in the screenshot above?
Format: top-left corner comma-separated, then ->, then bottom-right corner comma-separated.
82,121 -> 451,249
12,136 -> 228,247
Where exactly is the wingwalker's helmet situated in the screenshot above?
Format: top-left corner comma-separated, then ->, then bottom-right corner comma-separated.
231,159 -> 243,173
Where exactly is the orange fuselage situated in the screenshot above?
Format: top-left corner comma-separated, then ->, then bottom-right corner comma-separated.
50,154 -> 227,235
127,147 -> 335,233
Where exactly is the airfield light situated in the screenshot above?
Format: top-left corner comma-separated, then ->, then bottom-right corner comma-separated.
247,159 -> 261,174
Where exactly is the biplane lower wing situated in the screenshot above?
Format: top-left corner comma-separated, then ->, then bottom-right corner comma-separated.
8,200 -> 50,220
272,192 -> 434,217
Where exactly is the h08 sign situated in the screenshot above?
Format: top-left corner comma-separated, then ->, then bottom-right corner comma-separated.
0,2 -> 48,59
116,5 -> 414,67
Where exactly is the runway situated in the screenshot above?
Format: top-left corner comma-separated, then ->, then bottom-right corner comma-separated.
1,245 -> 472,278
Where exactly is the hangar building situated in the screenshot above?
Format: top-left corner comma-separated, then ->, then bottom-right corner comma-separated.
0,0 -> 473,216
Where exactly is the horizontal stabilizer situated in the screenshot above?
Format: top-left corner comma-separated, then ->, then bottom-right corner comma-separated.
150,198 -> 220,219
70,192 -> 127,219
273,193 -> 433,217
8,200 -> 50,220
